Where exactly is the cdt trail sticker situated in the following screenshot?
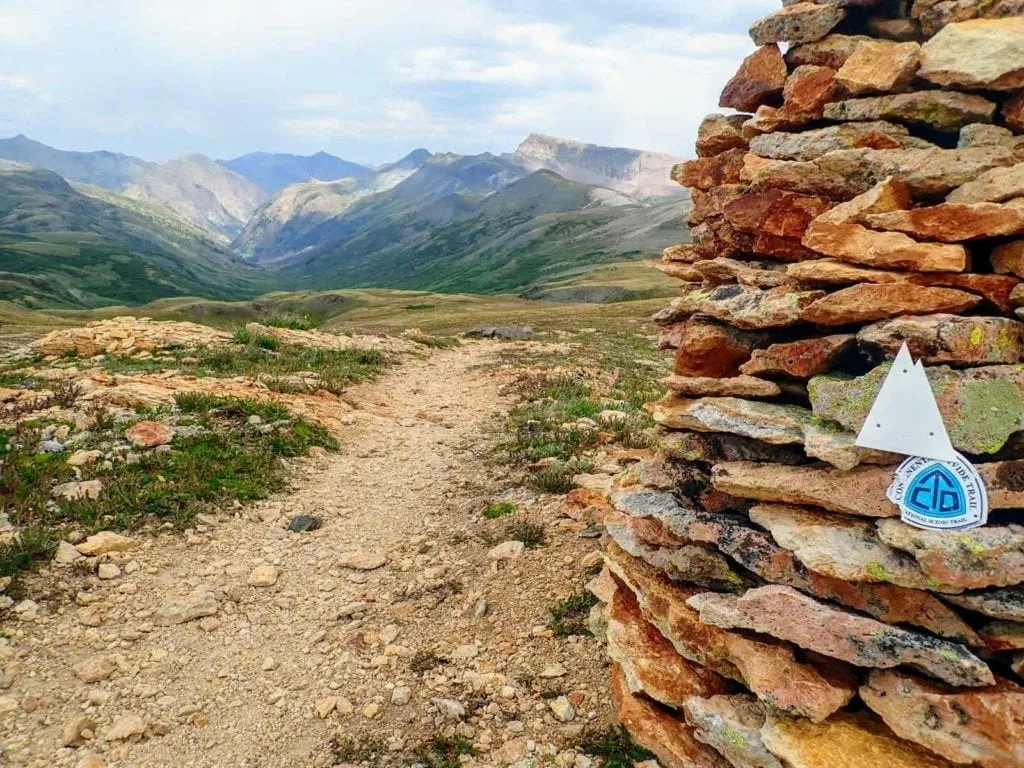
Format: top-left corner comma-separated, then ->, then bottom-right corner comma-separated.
888,454 -> 989,531
856,343 -> 989,532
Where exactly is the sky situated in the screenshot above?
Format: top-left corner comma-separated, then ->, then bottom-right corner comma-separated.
0,0 -> 777,166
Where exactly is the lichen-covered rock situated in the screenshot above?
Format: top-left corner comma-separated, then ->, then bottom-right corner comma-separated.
610,664 -> 730,768
877,519 -> 1024,591
919,18 -> 1024,91
748,504 -> 953,593
947,585 -> 1024,622
835,39 -> 920,95
823,91 -> 997,132
750,3 -> 846,46
683,696 -> 783,768
740,334 -> 855,378
655,285 -> 826,330
607,543 -> 857,721
688,586 -> 993,687
979,620 -> 1024,651
719,45 -> 788,113
607,521 -> 749,592
712,461 -> 897,518
752,146 -> 1022,199
857,315 -> 1024,366
949,162 -> 1024,204
809,362 -> 1024,455
801,284 -> 981,326
748,122 -> 930,161
607,580 -> 731,708
760,711 -> 954,768
912,0 -> 1024,37
649,395 -> 810,445
861,669 -> 1024,768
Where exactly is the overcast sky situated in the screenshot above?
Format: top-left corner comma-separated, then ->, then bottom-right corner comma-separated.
0,0 -> 776,165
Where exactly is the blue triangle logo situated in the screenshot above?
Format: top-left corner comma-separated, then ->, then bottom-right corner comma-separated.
906,465 -> 966,520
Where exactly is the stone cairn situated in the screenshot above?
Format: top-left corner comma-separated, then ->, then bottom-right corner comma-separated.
590,3 -> 1024,767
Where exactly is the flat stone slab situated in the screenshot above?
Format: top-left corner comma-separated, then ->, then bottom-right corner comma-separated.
749,504 -> 957,593
750,3 -> 845,46
688,586 -> 994,687
683,695 -> 783,768
801,283 -> 980,326
857,315 -> 1024,366
810,362 -> 1024,455
919,17 -> 1024,91
878,519 -> 1024,591
862,669 -> 1024,768
740,334 -> 855,379
607,542 -> 856,722
823,91 -> 997,132
761,711 -> 954,768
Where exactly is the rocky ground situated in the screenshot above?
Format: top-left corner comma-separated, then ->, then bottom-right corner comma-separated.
0,320 -> 664,768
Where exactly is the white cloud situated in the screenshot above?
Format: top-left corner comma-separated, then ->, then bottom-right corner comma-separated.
0,74 -> 33,90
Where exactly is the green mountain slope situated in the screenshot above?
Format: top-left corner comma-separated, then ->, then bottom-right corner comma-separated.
0,166 -> 263,308
270,169 -> 686,294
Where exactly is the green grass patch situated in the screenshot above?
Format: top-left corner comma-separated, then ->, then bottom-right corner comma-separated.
0,395 -> 336,580
548,590 -> 599,638
506,520 -> 546,548
577,727 -> 656,767
99,336 -> 392,396
261,313 -> 317,331
530,462 -> 576,494
482,501 -> 515,519
330,736 -> 386,763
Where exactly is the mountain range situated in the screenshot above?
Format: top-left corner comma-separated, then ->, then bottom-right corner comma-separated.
0,133 -> 690,308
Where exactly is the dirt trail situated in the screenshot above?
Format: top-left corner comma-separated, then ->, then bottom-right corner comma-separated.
3,342 -> 613,768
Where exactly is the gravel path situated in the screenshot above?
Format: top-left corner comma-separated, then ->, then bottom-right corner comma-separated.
2,341 -> 614,767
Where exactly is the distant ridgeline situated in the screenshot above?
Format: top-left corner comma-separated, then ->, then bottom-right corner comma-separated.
0,133 -> 690,308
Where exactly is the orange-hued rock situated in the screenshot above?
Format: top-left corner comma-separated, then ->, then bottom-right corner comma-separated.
787,259 -> 911,287
1005,92 -> 1024,132
862,670 -> 1024,768
803,220 -> 969,272
858,315 -> 1024,366
712,461 -> 897,518
670,320 -> 770,378
801,284 -> 981,326
865,202 -> 1024,242
688,586 -> 993,687
761,711 -> 953,768
607,580 -> 730,709
692,258 -> 791,289
836,39 -> 920,95
783,64 -> 840,116
740,334 -> 855,378
719,45 -> 787,113
607,543 -> 856,722
993,240 -> 1024,278
723,189 -> 832,240
696,113 -> 750,157
657,285 -> 826,330
672,149 -> 746,190
610,665 -> 730,768
125,420 -> 176,448
662,375 -> 781,398
908,273 -> 1020,314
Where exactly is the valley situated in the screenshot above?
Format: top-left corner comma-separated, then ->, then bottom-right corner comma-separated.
0,134 -> 690,310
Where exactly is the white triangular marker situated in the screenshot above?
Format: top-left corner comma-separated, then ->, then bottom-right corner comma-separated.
855,343 -> 957,462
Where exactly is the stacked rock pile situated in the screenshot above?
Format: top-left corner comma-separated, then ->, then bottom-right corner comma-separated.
596,3 -> 1024,767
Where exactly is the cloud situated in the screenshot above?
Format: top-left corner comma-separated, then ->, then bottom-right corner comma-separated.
0,0 -> 776,162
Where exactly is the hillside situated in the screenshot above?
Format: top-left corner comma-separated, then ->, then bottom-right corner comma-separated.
220,151 -> 372,193
0,136 -> 267,242
0,165 -> 263,307
270,169 -> 686,294
509,134 -> 687,201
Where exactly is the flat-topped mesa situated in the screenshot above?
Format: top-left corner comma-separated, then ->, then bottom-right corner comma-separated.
604,4 -> 1024,767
